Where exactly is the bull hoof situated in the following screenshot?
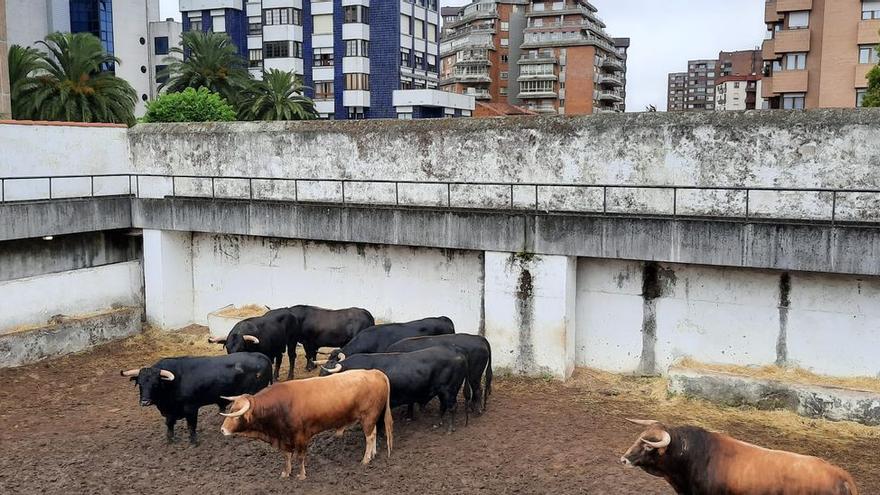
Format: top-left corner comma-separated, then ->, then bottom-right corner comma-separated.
280,471 -> 290,479
296,474 -> 307,481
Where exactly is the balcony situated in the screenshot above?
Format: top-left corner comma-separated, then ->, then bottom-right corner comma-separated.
518,53 -> 558,65
531,105 -> 559,114
776,0 -> 812,12
443,23 -> 496,41
601,57 -> 624,71
765,1 -> 783,23
598,74 -> 624,87
519,90 -> 558,99
440,34 -> 495,57
597,90 -> 624,102
465,88 -> 491,100
444,71 -> 492,84
858,20 -> 880,45
762,39 -> 777,60
855,64 -> 873,89
445,6 -> 498,29
518,72 -> 558,82
454,57 -> 491,67
770,70 -> 808,93
525,4 -> 606,27
774,28 -> 810,54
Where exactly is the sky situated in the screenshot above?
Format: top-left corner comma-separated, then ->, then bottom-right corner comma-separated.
159,0 -> 767,111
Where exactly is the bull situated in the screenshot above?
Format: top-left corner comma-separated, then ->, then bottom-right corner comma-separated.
208,308 -> 295,381
386,333 -> 492,414
322,316 -> 455,364
120,353 -> 272,445
620,419 -> 859,495
287,305 -> 374,372
320,346 -> 469,433
219,370 -> 393,480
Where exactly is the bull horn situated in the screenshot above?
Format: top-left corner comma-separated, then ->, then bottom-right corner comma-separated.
221,395 -> 244,401
159,370 -> 175,381
207,336 -> 226,344
313,359 -> 329,365
324,363 -> 342,374
120,369 -> 140,377
641,431 -> 671,449
337,352 -> 346,361
243,335 -> 260,344
625,418 -> 659,426
220,398 -> 251,417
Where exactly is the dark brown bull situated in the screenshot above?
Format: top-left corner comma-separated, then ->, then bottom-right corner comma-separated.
220,369 -> 393,480
620,419 -> 859,495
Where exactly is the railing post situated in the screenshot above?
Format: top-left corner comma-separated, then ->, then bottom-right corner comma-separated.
171,176 -> 176,197
745,189 -> 750,221
602,186 -> 607,214
136,175 -> 140,198
447,183 -> 451,208
534,185 -> 539,211
210,177 -> 215,199
249,178 -> 253,200
341,180 -> 346,204
510,184 -> 514,209
128,175 -> 133,196
831,191 -> 837,227
294,179 -> 299,202
672,188 -> 677,217
395,182 -> 400,206
48,178 -> 52,200
91,176 -> 95,197
1,178 -> 4,202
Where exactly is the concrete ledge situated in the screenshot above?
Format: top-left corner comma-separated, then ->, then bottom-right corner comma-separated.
668,366 -> 880,426
0,307 -> 143,368
0,197 -> 133,242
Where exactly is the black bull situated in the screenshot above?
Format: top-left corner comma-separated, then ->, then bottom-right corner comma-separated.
324,316 -> 455,363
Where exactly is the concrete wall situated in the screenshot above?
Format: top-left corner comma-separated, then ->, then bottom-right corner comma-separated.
575,258 -> 880,378
0,261 -> 144,333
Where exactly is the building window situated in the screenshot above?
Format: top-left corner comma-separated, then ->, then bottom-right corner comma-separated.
314,50 -> 334,67
401,14 -> 410,35
500,86 -> 507,95
414,18 -> 424,39
154,36 -> 169,55
500,71 -> 508,80
427,54 -> 437,73
500,37 -> 509,47
787,11 -> 809,29
863,0 -> 880,20
401,49 -> 410,67
782,93 -> 805,110
520,80 -> 554,93
248,49 -> 263,68
315,82 -> 334,100
155,65 -> 168,84
501,21 -> 509,31
857,89 -> 867,107
860,45 -> 879,64
189,19 -> 202,32
414,52 -> 424,68
264,41 -> 302,58
784,52 -> 806,70
501,54 -> 508,64
264,8 -> 302,26
248,18 -> 262,35
343,5 -> 369,24
345,73 -> 370,90
427,22 -> 437,42
344,40 -> 369,57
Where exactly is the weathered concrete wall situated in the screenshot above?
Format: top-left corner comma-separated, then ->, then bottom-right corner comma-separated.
0,230 -> 141,281
575,259 -> 880,378
128,110 -> 880,188
143,229 -> 193,330
0,307 -> 143,368
0,261 -> 144,333
0,197 -> 133,242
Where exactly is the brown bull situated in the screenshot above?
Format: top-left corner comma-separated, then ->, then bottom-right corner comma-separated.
620,419 -> 858,495
220,369 -> 393,480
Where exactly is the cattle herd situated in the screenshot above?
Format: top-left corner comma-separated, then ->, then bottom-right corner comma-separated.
120,305 -> 860,494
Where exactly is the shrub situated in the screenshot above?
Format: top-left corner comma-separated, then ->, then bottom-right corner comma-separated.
142,87 -> 237,123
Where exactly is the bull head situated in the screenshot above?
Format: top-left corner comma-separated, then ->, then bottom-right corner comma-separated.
243,335 -> 260,344
620,419 -> 672,469
323,363 -> 342,374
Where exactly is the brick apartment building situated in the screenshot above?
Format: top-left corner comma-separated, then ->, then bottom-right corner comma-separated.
439,0 -> 629,115
667,50 -> 761,112
762,0 -> 880,109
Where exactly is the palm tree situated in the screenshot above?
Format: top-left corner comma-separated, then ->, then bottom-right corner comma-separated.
159,31 -> 251,104
7,45 -> 43,119
238,69 -> 318,121
16,32 -> 136,125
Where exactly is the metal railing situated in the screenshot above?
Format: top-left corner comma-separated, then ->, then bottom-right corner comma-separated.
2,174 -> 880,227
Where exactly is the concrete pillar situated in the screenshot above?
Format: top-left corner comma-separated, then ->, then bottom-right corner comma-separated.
483,251 -> 577,380
0,0 -> 10,120
143,229 -> 194,329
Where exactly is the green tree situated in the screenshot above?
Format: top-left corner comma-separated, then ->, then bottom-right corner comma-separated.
159,31 -> 251,105
142,87 -> 236,123
7,45 -> 43,119
863,65 -> 880,107
238,69 -> 317,121
14,32 -> 136,125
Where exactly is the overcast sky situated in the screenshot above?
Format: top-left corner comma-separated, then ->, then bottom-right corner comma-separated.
159,0 -> 767,111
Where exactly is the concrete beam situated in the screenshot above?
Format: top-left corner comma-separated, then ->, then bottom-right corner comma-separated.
0,197 -> 132,241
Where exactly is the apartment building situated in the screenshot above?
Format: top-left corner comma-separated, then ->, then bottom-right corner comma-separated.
148,18 -> 182,93
715,75 -> 764,111
5,0 -> 157,116
763,0 -> 880,109
439,0 -> 629,115
667,50 -> 761,112
179,0 -> 474,120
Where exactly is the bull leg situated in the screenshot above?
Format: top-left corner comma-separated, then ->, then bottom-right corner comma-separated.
280,451 -> 292,478
296,448 -> 308,480
273,354 -> 283,381
438,392 -> 456,434
185,413 -> 199,445
406,403 -> 415,421
164,416 -> 177,443
335,426 -> 346,438
304,344 -> 318,371
361,424 -> 377,464
287,344 -> 297,380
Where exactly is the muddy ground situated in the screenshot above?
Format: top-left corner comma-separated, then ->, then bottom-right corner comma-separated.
0,328 -> 877,494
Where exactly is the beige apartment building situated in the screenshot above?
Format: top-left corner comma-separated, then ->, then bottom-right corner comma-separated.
763,0 -> 880,108
0,0 -> 10,119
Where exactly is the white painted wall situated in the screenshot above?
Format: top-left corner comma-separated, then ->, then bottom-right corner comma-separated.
143,229 -> 194,329
113,0 -> 153,116
0,261 -> 143,333
187,234 -> 484,331
0,123 -> 131,177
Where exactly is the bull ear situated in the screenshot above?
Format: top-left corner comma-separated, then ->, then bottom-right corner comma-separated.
626,418 -> 659,426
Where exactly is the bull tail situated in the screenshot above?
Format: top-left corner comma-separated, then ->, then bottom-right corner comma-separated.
464,375 -> 471,427
843,478 -> 859,495
382,372 -> 393,457
483,345 -> 493,412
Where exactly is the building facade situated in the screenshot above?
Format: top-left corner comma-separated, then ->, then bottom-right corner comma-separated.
5,0 -> 157,116
0,0 -> 10,119
714,75 -> 763,111
148,18 -> 183,96
762,0 -> 880,109
178,0 -> 473,119
439,0 -> 628,115
667,50 -> 761,112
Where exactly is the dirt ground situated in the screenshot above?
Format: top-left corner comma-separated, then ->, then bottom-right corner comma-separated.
1,328 -> 878,494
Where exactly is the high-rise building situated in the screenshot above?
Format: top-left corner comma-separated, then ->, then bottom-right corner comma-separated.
762,0 -> 880,109
439,0 -> 628,115
714,75 -> 764,111
0,0 -> 10,119
148,18 -> 182,95
5,0 -> 158,116
178,0 -> 474,120
666,50 -> 761,112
